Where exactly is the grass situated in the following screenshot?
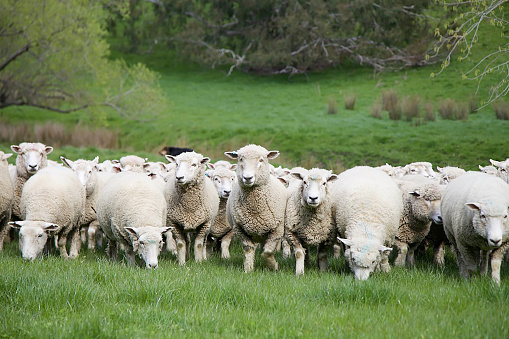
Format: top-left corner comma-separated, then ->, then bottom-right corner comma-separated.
1,240 -> 508,338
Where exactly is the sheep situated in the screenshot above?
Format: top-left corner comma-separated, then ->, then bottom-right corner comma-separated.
442,171 -> 509,285
112,155 -> 147,173
225,144 -> 287,273
206,165 -> 237,259
479,165 -> 498,176
436,166 -> 466,185
403,161 -> 436,179
376,163 -> 404,178
60,156 -> 114,250
9,166 -> 85,260
393,175 -> 443,268
164,151 -> 219,265
285,168 -> 338,275
332,166 -> 402,280
96,171 -> 171,268
0,151 -> 14,251
489,158 -> 509,184
10,142 -> 53,220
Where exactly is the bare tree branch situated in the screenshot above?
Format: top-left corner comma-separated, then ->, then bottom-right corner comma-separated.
0,43 -> 30,72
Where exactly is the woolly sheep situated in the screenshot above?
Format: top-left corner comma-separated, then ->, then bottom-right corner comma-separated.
403,162 -> 436,178
376,163 -> 405,178
393,175 -> 443,267
479,165 -> 498,176
285,168 -> 338,275
61,156 -> 114,250
225,144 -> 287,272
10,142 -> 53,219
207,165 -> 237,259
0,152 -> 14,251
113,155 -> 147,173
442,171 -> 509,285
490,158 -> 509,184
9,166 -> 85,260
437,166 -> 466,185
332,166 -> 402,280
96,171 -> 171,268
164,151 -> 219,265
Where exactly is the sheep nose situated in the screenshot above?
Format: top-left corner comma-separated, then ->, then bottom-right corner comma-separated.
28,164 -> 37,170
223,190 -> 231,196
489,238 -> 502,247
176,175 -> 184,181
148,263 -> 158,269
243,175 -> 253,182
436,215 -> 443,224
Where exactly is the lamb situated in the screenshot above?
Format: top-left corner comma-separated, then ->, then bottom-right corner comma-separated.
285,168 -> 338,275
0,151 -> 14,251
61,156 -> 114,250
164,151 -> 219,265
332,166 -> 402,280
436,166 -> 466,185
442,171 -> 509,285
10,142 -> 53,219
96,171 -> 171,268
206,165 -> 237,259
9,166 -> 85,260
225,144 -> 287,272
393,175 -> 443,267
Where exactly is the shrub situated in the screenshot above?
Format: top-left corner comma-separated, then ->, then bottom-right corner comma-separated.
424,102 -> 436,121
468,94 -> 479,113
438,98 -> 456,120
382,89 -> 398,111
328,97 -> 338,114
494,101 -> 509,120
344,94 -> 357,110
402,95 -> 420,122
455,102 -> 469,121
370,102 -> 382,119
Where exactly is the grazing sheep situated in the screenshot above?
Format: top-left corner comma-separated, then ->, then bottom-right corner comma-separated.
393,176 -> 443,268
207,165 -> 237,259
10,142 -> 53,220
442,171 -> 509,285
332,166 -> 402,280
403,161 -> 436,179
285,168 -> 338,275
96,172 -> 171,268
225,144 -> 287,273
0,151 -> 14,250
164,151 -> 219,265
437,166 -> 466,185
490,158 -> 509,184
9,166 -> 85,260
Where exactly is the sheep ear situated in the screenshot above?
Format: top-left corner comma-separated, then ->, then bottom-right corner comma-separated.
478,165 -> 484,171
337,237 -> 354,247
124,227 -> 139,238
291,172 -> 305,181
267,151 -> 279,160
201,157 -> 210,165
230,164 -> 237,171
224,151 -> 238,160
60,156 -> 74,169
165,155 -> 177,164
327,174 -> 338,183
379,245 -> 393,255
43,223 -> 60,233
409,191 -> 421,197
466,202 -> 481,211
2,153 -> 13,161
277,177 -> 288,186
10,145 -> 21,154
9,221 -> 25,229
44,146 -> 53,155
112,165 -> 122,173
437,166 -> 443,172
207,163 -> 215,170
92,156 -> 99,164
161,227 -> 173,234
490,159 -> 501,167
143,163 -> 150,169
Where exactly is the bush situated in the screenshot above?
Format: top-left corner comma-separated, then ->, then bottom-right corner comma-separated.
370,102 -> 382,119
402,95 -> 420,121
494,101 -> 509,120
455,102 -> 468,121
344,94 -> 357,110
468,94 -> 479,113
438,98 -> 456,120
328,97 -> 338,114
424,102 -> 436,121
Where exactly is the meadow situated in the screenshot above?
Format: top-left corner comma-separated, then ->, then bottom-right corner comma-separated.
1,35 -> 509,338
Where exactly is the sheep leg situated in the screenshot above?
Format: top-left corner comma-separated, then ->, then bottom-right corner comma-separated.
164,230 -> 177,255
174,227 -> 187,265
68,228 -> 81,259
281,237 -> 292,259
57,231 -> 70,259
87,220 -> 100,250
333,242 -> 343,259
479,250 -> 490,276
394,239 -> 408,267
406,242 -> 421,268
235,226 -> 257,272
261,233 -> 282,271
124,245 -> 137,267
380,249 -> 392,273
491,243 -> 509,285
316,243 -> 329,272
194,223 -> 210,263
457,244 -> 479,279
80,226 -> 87,245
433,241 -> 446,267
0,216 -> 9,251
220,229 -> 235,259
107,240 -> 118,261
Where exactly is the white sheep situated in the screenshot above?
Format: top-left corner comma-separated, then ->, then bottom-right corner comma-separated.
436,166 -> 466,185
225,144 -> 287,272
0,151 -> 14,251
96,171 -> 171,268
403,161 -> 436,178
285,168 -> 338,275
10,142 -> 53,219
164,151 -> 219,265
489,158 -> 509,184
479,165 -> 499,176
207,164 -> 237,259
376,163 -> 405,178
332,166 -> 402,280
9,166 -> 85,260
442,171 -> 509,285
112,155 -> 147,173
393,175 -> 443,268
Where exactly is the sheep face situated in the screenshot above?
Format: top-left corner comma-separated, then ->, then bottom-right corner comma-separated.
61,157 -> 99,195
339,237 -> 392,281
225,144 -> 279,187
404,162 -> 435,179
166,152 -> 209,185
466,199 -> 509,249
490,159 -> 509,184
292,168 -> 337,208
119,155 -> 146,173
11,142 -> 53,176
211,168 -> 236,199
144,162 -> 167,180
408,186 -> 443,224
9,221 -> 60,261
125,227 -> 172,269
479,165 -> 499,176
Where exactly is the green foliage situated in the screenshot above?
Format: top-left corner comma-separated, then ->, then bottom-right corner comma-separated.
0,0 -> 166,121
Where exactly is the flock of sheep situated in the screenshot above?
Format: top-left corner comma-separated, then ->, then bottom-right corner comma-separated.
1,142 -> 509,285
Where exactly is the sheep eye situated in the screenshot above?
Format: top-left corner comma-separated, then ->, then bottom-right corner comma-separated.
258,158 -> 264,163
139,241 -> 145,245
37,234 -> 43,238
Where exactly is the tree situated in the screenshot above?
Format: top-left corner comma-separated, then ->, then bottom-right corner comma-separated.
0,0 -> 167,121
430,0 -> 509,107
